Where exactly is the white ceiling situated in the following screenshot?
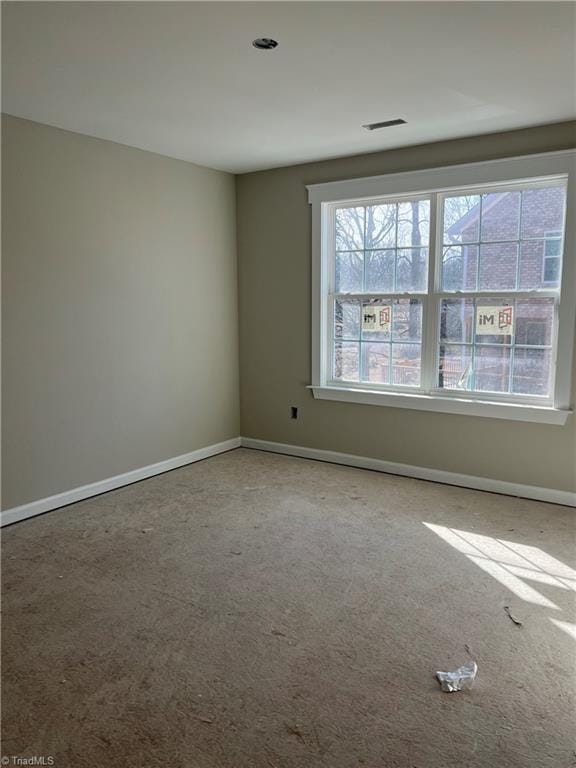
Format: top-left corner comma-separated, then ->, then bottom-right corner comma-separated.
3,2 -> 575,173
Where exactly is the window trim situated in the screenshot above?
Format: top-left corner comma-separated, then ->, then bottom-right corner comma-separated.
307,150 -> 576,425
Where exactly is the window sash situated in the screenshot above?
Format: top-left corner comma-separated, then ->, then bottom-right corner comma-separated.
325,180 -> 565,405
432,298 -> 558,401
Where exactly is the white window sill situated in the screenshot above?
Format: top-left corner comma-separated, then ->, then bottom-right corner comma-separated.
310,385 -> 572,425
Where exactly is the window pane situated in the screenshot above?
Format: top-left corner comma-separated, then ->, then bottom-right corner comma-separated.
393,299 -> 422,342
440,299 -> 474,344
365,204 -> 396,250
521,187 -> 566,239
335,251 -> 363,292
439,345 -> 472,390
361,301 -> 391,341
512,348 -> 552,396
442,245 -> 479,291
396,248 -> 427,291
443,195 -> 480,244
392,344 -> 421,386
361,342 -> 390,384
397,200 -> 430,247
365,249 -> 394,292
515,299 -> 554,346
336,207 -> 364,251
479,243 -> 518,290
334,341 -> 359,381
335,300 -> 360,340
481,191 -> 520,242
474,346 -> 511,393
518,240 -> 544,289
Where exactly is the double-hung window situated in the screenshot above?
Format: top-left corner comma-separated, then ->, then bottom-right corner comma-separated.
308,152 -> 575,424
332,197 -> 429,389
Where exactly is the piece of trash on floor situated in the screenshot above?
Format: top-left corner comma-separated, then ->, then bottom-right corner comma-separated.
436,661 -> 478,692
141,528 -> 153,534
504,606 -> 523,626
285,723 -> 305,743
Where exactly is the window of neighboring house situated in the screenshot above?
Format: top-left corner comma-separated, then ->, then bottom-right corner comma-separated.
308,152 -> 575,424
542,230 -> 563,284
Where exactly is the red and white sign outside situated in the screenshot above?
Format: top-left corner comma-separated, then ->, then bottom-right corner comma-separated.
362,304 -> 391,333
476,305 -> 514,335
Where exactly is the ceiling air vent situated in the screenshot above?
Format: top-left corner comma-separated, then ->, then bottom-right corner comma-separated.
362,118 -> 407,131
252,38 -> 279,50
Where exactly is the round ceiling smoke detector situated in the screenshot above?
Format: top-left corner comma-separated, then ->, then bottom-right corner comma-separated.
252,38 -> 278,50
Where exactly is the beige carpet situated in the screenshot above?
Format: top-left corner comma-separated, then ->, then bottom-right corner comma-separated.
2,448 -> 575,768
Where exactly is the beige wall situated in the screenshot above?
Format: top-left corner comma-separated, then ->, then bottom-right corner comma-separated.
2,116 -> 239,509
237,121 -> 576,493
3,117 -> 575,509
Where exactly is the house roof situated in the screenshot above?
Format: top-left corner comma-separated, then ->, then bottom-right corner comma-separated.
446,191 -> 509,238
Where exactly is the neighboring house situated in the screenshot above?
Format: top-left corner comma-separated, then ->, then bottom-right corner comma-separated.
444,187 -> 564,291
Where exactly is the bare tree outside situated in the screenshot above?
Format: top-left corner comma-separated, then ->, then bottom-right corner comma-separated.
334,200 -> 428,385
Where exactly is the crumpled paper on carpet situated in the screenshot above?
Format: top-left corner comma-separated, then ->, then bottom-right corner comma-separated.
436,661 -> 478,692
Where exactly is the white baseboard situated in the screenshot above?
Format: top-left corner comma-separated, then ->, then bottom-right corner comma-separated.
240,437 -> 576,508
3,434 -> 573,526
1,437 -> 241,527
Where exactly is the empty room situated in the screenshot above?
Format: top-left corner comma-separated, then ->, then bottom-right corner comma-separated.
1,2 -> 575,766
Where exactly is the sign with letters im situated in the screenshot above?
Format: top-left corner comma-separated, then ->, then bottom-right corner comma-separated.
476,305 -> 514,335
362,304 -> 391,333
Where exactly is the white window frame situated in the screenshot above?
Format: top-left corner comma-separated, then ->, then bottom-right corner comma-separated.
307,150 -> 576,425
